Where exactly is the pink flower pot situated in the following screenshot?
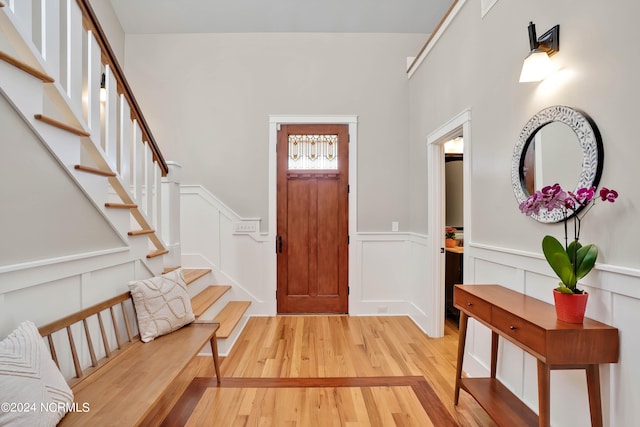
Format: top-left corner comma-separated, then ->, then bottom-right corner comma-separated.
553,290 -> 589,323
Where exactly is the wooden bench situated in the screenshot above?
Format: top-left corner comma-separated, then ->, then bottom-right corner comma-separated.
38,292 -> 221,426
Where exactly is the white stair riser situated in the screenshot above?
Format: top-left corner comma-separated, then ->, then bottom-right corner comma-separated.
185,272 -> 213,297
196,291 -> 233,321
0,61 -> 44,119
196,314 -> 250,358
216,315 -> 250,356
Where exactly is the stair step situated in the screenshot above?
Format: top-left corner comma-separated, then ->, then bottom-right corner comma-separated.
191,286 -> 232,318
183,268 -> 212,285
214,301 -> 251,339
74,164 -> 116,177
163,266 -> 180,274
105,203 -> 137,209
128,229 -> 154,236
146,249 -> 169,259
0,51 -> 54,83
34,114 -> 89,136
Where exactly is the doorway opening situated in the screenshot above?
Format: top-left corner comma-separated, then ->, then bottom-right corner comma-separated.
444,139 -> 464,326
426,109 -> 471,337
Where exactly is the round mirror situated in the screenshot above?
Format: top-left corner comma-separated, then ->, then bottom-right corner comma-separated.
512,106 -> 603,223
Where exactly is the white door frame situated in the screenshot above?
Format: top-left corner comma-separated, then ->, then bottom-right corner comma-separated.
268,115 -> 358,314
426,109 -> 471,337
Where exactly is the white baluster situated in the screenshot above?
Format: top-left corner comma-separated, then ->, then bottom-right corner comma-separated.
132,120 -> 144,207
86,30 -> 101,149
144,142 -> 154,218
104,65 -> 118,171
60,0 -> 82,113
118,94 -> 131,187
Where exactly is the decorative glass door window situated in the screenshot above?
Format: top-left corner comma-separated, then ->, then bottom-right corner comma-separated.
288,134 -> 338,170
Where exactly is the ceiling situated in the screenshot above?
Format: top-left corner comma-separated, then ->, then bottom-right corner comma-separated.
109,0 -> 453,34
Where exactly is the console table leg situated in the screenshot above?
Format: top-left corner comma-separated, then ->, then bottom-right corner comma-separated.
490,331 -> 499,378
537,360 -> 551,427
586,364 -> 603,427
454,312 -> 468,405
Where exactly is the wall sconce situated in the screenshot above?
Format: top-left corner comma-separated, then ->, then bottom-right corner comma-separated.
100,73 -> 107,102
519,21 -> 560,82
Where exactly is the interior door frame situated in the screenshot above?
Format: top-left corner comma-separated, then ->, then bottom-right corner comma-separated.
426,109 -> 471,337
268,115 -> 358,315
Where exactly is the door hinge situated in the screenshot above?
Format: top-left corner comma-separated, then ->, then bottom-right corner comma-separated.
348,235 -> 350,244
348,286 -> 350,295
347,184 -> 350,193
348,134 -> 350,143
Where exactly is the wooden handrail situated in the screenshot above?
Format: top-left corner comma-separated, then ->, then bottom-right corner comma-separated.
75,0 -> 168,176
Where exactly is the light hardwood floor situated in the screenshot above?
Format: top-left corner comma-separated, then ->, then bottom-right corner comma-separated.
164,316 -> 496,426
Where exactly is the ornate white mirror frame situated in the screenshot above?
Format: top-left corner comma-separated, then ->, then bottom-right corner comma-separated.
511,105 -> 604,223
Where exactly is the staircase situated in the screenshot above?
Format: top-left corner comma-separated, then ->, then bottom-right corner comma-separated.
182,268 -> 252,355
0,1 -> 173,273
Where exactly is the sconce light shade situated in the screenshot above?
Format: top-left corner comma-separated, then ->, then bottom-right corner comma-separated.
519,22 -> 560,83
519,49 -> 558,82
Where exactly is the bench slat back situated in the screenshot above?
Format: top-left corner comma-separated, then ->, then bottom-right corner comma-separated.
38,292 -> 140,388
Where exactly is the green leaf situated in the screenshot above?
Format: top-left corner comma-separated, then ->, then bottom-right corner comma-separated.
555,284 -> 574,294
567,240 -> 582,262
575,244 -> 598,280
542,236 -> 576,288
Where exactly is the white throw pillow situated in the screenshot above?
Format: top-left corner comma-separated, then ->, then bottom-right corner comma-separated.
128,268 -> 195,342
0,320 -> 74,427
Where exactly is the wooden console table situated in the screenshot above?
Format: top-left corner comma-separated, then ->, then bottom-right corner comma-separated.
453,285 -> 619,427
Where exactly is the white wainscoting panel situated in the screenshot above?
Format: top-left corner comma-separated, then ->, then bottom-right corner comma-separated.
359,236 -> 409,301
610,293 -> 640,427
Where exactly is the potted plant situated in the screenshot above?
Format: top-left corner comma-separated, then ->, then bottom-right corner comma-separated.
445,227 -> 457,248
519,183 -> 619,323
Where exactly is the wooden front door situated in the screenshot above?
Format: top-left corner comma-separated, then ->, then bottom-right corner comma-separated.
277,124 -> 349,313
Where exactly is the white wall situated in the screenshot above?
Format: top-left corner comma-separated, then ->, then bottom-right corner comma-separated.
409,1 -> 640,425
0,93 -> 124,266
88,0 -> 125,65
123,32 -> 425,232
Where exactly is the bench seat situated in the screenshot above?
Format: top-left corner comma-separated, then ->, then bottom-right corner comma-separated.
60,323 -> 217,426
38,292 -> 220,426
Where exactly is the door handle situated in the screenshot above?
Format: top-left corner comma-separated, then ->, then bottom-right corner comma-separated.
277,235 -> 283,253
